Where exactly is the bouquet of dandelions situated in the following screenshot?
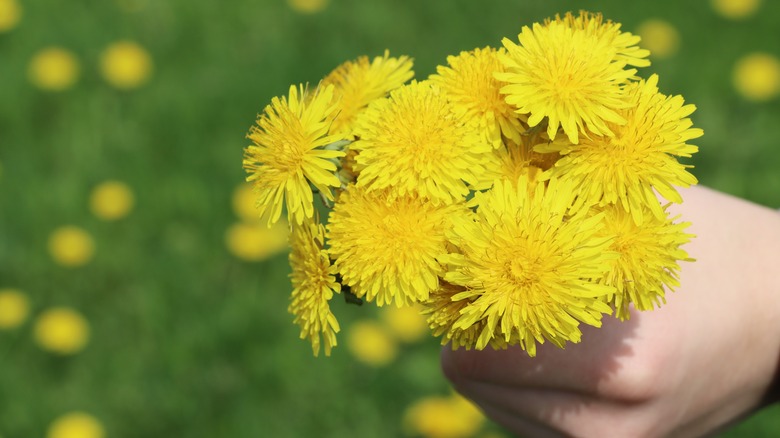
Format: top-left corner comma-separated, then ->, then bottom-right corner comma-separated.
243,11 -> 701,357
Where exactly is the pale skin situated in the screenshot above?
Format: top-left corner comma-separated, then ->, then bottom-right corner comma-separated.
441,185 -> 780,437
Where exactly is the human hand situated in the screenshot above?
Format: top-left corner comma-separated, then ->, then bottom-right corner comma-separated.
441,186 -> 780,437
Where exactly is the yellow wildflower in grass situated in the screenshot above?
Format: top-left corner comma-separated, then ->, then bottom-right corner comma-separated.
47,412 -> 105,438
28,47 -> 80,91
225,220 -> 288,262
711,0 -> 762,20
327,186 -> 460,307
498,12 -> 648,144
287,0 -> 328,14
403,393 -> 484,438
346,320 -> 398,366
322,51 -> 414,137
636,19 -> 681,59
380,303 -> 428,343
733,52 -> 780,102
34,307 -> 90,355
48,226 -> 95,267
99,41 -> 153,89
441,178 -> 616,356
352,80 -> 495,204
597,203 -> 694,320
243,84 -> 344,226
89,180 -> 135,221
538,74 -> 702,225
288,220 -> 340,356
0,288 -> 29,329
0,0 -> 21,32
430,47 -> 524,148
232,183 -> 261,222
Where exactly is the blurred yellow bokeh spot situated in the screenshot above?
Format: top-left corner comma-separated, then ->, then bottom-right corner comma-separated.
90,180 -> 135,221
380,303 -> 428,343
34,307 -> 90,355
0,288 -> 30,329
28,47 -> 80,91
733,52 -> 780,102
0,0 -> 21,32
225,221 -> 288,261
636,19 -> 680,59
346,320 -> 398,367
232,183 -> 260,222
49,226 -> 95,267
287,0 -> 328,14
47,412 -> 105,438
100,41 -> 153,89
711,0 -> 762,19
403,393 -> 485,438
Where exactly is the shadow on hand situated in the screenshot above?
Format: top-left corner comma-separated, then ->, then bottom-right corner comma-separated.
440,310 -> 642,428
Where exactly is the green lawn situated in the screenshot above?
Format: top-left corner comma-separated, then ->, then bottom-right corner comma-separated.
1,0 -> 779,436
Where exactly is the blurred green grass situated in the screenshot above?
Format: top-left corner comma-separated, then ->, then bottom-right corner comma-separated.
1,0 -> 780,436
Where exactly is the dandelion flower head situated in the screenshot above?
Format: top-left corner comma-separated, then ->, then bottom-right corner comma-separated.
538,74 -> 702,224
0,288 -> 30,329
322,51 -> 414,137
430,46 -> 524,148
441,178 -> 616,356
352,80 -> 495,204
498,12 -> 646,144
327,186 -> 461,307
597,203 -> 694,320
100,41 -> 153,89
243,84 -> 344,226
288,219 -> 341,356
34,307 -> 90,355
47,412 -> 105,438
346,320 -> 398,366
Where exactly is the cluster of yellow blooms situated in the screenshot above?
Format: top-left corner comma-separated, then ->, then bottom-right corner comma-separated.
243,11 -> 702,357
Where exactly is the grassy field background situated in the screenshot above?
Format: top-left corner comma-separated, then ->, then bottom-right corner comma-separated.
2,0 -> 780,436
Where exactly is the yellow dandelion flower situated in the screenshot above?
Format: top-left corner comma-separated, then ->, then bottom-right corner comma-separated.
99,40 -> 153,89
711,0 -> 762,20
28,47 -> 80,91
424,281 -> 487,350
327,186 -> 461,307
597,203 -> 694,320
34,307 -> 90,355
243,84 -> 344,226
498,15 -> 642,144
430,46 -> 524,147
548,11 -> 650,68
442,178 -> 616,356
537,74 -> 702,224
288,219 -> 340,356
47,412 -> 105,438
0,0 -> 21,32
48,226 -> 95,267
352,80 -> 495,204
89,180 -> 134,221
287,0 -> 328,14
733,52 -> 780,102
322,51 -> 414,137
346,320 -> 398,366
225,220 -> 288,262
380,303 -> 428,343
636,19 -> 681,59
403,394 -> 484,438
0,288 -> 30,329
